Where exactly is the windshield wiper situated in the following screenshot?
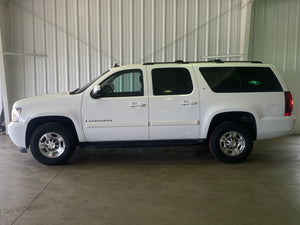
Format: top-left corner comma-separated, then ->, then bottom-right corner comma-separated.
69,88 -> 79,95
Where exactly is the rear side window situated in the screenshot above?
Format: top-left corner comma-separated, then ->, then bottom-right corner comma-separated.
152,68 -> 193,95
199,67 -> 283,93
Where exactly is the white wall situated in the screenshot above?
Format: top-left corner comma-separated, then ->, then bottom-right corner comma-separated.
3,0 -> 250,110
0,0 -> 9,123
0,4 -> 5,116
249,0 -> 300,133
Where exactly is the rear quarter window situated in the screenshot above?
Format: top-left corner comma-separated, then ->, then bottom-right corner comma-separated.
199,67 -> 283,93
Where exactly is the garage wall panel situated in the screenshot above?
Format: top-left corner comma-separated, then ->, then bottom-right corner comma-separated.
219,0 -> 230,58
66,0 -> 79,91
44,0 -> 57,94
99,0 -> 111,70
229,0 -> 241,59
0,1 -> 9,120
110,0 -> 120,66
154,0 -> 165,62
5,0 -> 250,111
175,0 -> 186,60
142,0 -> 153,62
33,0 -> 46,96
121,0 -> 131,65
132,0 -> 143,63
78,0 -> 90,88
186,0 -> 197,61
89,0 -> 101,81
56,0 -> 68,92
9,2 -> 25,103
196,0 -> 208,59
250,0 -> 300,133
22,0 -> 35,98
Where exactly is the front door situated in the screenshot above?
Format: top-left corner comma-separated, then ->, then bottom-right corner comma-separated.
82,68 -> 149,142
147,65 -> 200,140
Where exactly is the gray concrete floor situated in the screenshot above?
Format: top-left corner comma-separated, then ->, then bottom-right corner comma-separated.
1,135 -> 300,225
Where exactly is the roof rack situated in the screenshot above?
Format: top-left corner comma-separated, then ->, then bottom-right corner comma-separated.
208,59 -> 224,63
143,59 -> 263,65
143,60 -> 188,65
205,59 -> 263,64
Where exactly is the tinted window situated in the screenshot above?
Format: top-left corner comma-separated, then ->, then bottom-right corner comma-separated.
100,70 -> 143,97
152,68 -> 193,95
199,67 -> 283,93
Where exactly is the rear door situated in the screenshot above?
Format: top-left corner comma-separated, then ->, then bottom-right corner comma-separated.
147,65 -> 200,140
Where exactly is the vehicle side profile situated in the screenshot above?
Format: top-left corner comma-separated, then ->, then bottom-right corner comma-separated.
8,60 -> 296,165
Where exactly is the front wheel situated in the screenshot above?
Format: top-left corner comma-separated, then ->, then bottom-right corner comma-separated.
209,122 -> 253,163
30,123 -> 76,165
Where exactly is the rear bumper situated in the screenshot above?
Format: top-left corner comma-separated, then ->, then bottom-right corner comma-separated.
257,116 -> 296,139
8,122 -> 26,148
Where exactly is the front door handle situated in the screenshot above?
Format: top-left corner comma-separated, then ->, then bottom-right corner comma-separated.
180,100 -> 197,106
129,102 -> 146,108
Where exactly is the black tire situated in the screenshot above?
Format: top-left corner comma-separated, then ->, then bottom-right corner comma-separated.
209,122 -> 253,163
30,122 -> 76,165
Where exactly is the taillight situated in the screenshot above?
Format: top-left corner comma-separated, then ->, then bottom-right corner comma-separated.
284,91 -> 293,116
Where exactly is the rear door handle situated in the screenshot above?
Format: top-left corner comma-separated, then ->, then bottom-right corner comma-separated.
129,102 -> 146,108
180,100 -> 197,106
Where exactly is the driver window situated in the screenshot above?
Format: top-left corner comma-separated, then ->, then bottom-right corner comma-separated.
100,70 -> 143,97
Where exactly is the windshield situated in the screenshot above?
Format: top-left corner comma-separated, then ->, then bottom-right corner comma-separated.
69,70 -> 110,95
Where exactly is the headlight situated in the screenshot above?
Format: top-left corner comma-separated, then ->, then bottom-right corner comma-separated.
12,108 -> 22,122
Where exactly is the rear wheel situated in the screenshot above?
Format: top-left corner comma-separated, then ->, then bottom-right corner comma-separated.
30,123 -> 76,165
209,122 -> 253,163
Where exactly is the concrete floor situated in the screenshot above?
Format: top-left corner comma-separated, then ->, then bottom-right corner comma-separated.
1,135 -> 300,225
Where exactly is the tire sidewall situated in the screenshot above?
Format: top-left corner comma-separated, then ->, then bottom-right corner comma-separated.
209,122 -> 253,163
30,123 -> 75,165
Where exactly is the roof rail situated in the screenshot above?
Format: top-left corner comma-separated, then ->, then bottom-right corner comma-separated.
143,60 -> 263,65
250,61 -> 263,64
211,60 -> 263,64
208,59 -> 224,63
174,60 -> 187,63
143,60 -> 208,65
143,60 -> 188,65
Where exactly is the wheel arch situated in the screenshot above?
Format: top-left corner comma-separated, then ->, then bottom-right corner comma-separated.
25,116 -> 79,148
207,112 -> 257,140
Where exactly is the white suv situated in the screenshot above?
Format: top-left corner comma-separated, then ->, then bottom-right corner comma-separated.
8,60 -> 296,165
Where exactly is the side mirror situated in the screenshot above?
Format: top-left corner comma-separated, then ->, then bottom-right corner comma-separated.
91,84 -> 102,99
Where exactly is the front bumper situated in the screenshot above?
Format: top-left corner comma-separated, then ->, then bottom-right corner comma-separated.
8,122 -> 27,148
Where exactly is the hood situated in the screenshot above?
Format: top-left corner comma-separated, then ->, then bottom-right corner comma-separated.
14,93 -> 70,107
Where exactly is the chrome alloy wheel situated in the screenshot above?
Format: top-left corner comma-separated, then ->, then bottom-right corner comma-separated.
38,132 -> 66,158
219,131 -> 246,156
